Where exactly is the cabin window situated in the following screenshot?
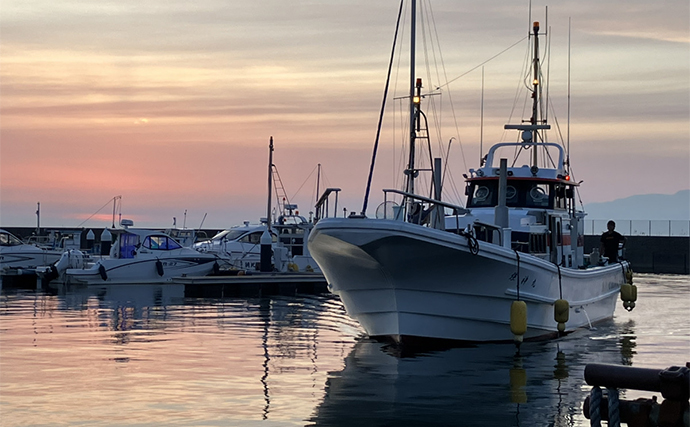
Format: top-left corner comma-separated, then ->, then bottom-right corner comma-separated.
526,184 -> 550,208
143,235 -> 182,250
468,181 -> 555,209
0,232 -> 23,246
212,230 -> 245,242
241,232 -> 263,244
468,183 -> 497,207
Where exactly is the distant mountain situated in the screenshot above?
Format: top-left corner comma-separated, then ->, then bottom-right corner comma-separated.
584,190 -> 690,220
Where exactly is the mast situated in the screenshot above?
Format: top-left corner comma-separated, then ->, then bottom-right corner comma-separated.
531,20 -> 541,167
405,0 -> 417,196
503,20 -> 550,158
266,137 -> 274,231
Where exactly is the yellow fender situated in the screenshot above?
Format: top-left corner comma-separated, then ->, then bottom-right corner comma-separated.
554,299 -> 569,332
510,300 -> 527,339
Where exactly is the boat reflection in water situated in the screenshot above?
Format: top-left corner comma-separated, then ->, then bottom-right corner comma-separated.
309,324 -> 636,427
2,279 -> 652,427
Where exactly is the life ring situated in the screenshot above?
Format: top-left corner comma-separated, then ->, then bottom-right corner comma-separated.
98,264 -> 108,281
156,260 -> 164,276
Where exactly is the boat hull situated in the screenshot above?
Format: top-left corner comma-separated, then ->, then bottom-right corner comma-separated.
308,218 -> 627,343
64,256 -> 218,285
0,247 -> 63,271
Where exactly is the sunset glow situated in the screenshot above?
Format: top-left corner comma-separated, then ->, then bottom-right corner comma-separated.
2,0 -> 688,228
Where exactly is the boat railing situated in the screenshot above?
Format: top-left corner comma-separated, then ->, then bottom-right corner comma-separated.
314,188 -> 342,223
586,219 -> 690,237
382,189 -> 469,230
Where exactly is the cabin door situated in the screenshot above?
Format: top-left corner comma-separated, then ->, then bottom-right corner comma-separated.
549,216 -> 563,265
119,233 -> 139,259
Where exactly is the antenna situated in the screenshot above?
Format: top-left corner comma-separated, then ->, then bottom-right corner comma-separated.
480,66 -> 484,164
567,17 -> 571,168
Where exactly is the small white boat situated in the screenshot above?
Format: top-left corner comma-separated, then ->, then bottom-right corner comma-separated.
194,213 -> 321,273
308,3 -> 633,345
194,222 -> 279,271
0,228 -> 64,271
40,221 -> 220,285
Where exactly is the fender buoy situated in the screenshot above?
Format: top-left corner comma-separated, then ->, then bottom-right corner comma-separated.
510,300 -> 527,342
98,264 -> 108,281
554,299 -> 569,333
156,260 -> 164,277
213,261 -> 220,275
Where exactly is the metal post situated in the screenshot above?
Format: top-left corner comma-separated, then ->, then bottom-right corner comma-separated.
495,159 -> 509,229
36,202 -> 40,236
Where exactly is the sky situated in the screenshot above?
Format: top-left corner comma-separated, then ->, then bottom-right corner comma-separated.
1,0 -> 688,229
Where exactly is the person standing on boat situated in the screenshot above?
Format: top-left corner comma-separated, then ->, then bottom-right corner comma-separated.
600,220 -> 626,262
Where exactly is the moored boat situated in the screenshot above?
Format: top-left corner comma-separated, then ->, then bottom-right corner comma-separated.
307,2 -> 634,345
38,220 -> 221,285
0,228 -> 66,271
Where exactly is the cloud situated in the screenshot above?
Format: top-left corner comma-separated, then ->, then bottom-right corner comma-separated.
1,0 -> 688,227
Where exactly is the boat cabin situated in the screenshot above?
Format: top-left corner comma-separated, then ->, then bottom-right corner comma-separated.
453,141 -> 586,268
110,229 -> 185,259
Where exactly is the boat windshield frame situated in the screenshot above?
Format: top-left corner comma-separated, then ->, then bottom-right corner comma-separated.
0,231 -> 24,247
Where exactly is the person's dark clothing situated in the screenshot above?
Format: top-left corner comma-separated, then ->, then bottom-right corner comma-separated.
600,231 -> 625,262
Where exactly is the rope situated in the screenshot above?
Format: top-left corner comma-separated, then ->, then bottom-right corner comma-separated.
440,36 -> 528,89
362,0 -> 404,215
457,229 -> 479,255
514,249 -> 521,301
607,388 -> 620,427
589,386 -> 602,427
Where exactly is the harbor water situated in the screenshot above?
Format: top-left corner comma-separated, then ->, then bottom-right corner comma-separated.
1,274 -> 688,426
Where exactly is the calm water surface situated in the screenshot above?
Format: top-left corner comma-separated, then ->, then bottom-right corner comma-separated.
1,274 -> 688,426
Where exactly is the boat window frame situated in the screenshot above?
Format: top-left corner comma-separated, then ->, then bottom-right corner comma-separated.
466,179 -> 556,209
143,235 -> 182,250
0,232 -> 24,246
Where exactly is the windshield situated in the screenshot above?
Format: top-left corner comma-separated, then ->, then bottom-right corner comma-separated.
211,229 -> 248,242
0,232 -> 24,246
467,180 -> 553,209
143,235 -> 183,250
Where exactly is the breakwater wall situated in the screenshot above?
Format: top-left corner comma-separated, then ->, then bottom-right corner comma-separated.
4,227 -> 688,275
584,235 -> 689,274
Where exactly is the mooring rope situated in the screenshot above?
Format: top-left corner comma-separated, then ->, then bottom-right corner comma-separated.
607,388 -> 621,427
589,386 -> 602,427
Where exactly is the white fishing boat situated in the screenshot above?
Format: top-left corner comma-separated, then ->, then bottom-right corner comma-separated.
308,2 -> 633,344
0,228 -> 67,271
39,220 -> 221,285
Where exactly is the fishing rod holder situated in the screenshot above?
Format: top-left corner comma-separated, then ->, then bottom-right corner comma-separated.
582,363 -> 690,427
